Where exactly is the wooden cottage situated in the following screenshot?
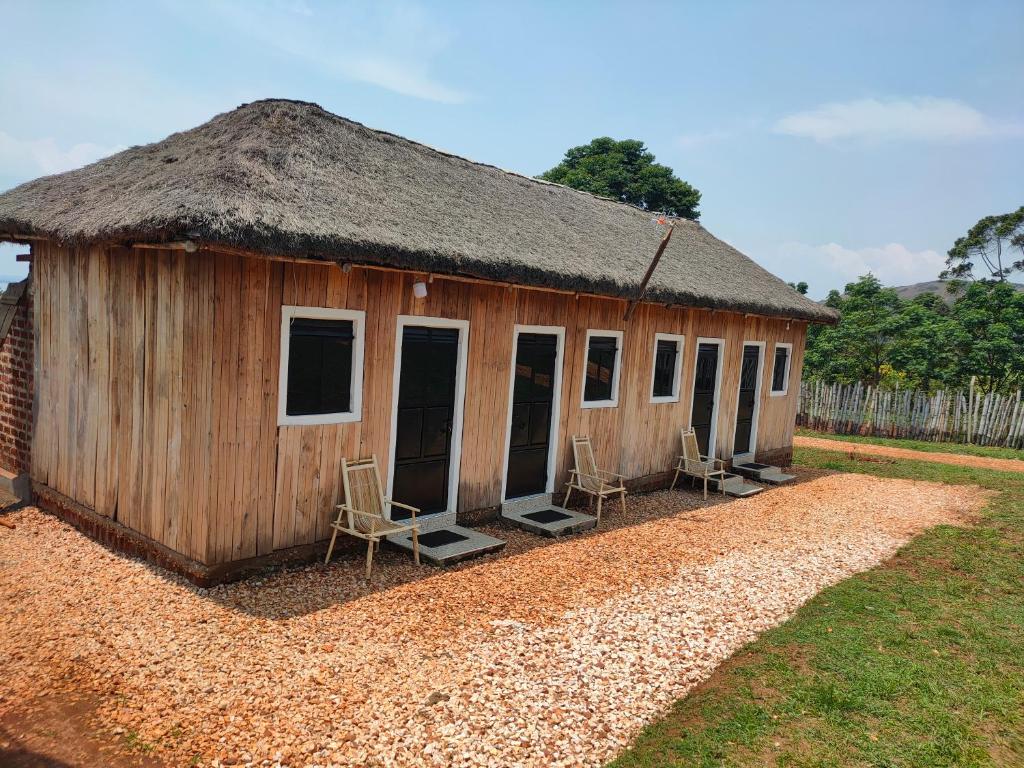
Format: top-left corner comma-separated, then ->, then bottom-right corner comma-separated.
0,99 -> 837,582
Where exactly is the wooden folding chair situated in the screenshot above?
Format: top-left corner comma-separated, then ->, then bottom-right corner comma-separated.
562,435 -> 627,523
670,428 -> 726,500
325,455 -> 421,578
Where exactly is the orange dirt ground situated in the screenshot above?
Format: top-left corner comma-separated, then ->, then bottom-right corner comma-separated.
0,473 -> 986,768
794,435 -> 1024,473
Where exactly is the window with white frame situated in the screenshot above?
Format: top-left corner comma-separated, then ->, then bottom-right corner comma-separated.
278,306 -> 365,425
770,342 -> 792,396
650,333 -> 685,403
581,330 -> 623,407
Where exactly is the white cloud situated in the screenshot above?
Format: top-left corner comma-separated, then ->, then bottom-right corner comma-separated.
207,1 -> 467,104
774,97 -> 1021,143
0,131 -> 123,177
781,241 -> 946,287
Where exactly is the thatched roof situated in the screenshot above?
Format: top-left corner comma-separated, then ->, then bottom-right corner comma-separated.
0,99 -> 836,323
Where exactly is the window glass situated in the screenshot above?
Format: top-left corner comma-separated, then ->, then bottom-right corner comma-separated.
771,346 -> 789,392
584,335 -> 618,402
286,318 -> 354,415
652,339 -> 678,398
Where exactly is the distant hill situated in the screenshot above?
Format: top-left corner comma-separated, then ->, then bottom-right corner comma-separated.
892,279 -> 1024,304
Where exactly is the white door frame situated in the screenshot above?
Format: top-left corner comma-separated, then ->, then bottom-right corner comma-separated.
386,315 -> 470,522
732,340 -> 765,462
690,337 -> 726,458
499,324 -> 566,502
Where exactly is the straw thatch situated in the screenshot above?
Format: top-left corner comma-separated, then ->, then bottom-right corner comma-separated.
0,99 -> 837,323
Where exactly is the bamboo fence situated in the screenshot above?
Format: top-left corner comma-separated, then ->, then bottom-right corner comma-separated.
797,378 -> 1024,449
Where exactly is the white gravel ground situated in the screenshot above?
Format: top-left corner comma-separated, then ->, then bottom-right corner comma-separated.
0,473 -> 985,767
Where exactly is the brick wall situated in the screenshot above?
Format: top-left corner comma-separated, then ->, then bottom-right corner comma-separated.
0,279 -> 33,475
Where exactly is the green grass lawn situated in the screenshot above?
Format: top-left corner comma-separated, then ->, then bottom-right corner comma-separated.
795,427 -> 1024,462
609,447 -> 1024,768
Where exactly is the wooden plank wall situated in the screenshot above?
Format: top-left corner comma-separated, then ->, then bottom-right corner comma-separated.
31,244 -> 806,565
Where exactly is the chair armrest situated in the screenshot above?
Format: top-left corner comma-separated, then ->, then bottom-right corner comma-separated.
386,498 -> 419,512
698,455 -> 726,469
385,498 -> 420,521
575,471 -> 612,491
338,503 -> 384,534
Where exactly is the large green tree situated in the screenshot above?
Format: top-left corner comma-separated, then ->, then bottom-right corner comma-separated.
947,281 -> 1024,393
804,275 -> 1024,394
803,275 -> 905,386
941,206 -> 1024,283
538,137 -> 701,219
887,293 -> 956,392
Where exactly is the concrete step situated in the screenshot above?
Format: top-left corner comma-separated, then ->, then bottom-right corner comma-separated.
0,468 -> 30,501
501,493 -> 597,537
387,524 -> 506,566
732,462 -> 796,485
708,472 -> 764,498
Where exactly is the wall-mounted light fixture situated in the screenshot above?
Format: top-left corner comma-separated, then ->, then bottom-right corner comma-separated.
413,280 -> 428,299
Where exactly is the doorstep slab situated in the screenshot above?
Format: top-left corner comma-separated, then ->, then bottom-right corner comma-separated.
0,468 -> 30,501
500,493 -> 598,537
387,524 -> 506,566
733,463 -> 796,485
706,473 -> 764,498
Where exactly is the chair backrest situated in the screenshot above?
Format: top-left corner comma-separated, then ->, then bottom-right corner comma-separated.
680,428 -> 702,462
341,456 -> 386,534
571,435 -> 603,492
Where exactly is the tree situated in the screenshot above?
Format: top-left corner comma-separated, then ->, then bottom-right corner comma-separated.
941,206 -> 1024,283
888,294 -> 956,392
538,137 -> 701,219
803,274 -> 904,386
947,281 -> 1024,393
788,281 -> 809,295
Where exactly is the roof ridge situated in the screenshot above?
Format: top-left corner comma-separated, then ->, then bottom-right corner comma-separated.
240,98 -> 694,225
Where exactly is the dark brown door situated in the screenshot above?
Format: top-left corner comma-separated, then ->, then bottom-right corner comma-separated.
505,333 -> 557,499
733,345 -> 760,454
690,343 -> 720,456
392,326 -> 459,517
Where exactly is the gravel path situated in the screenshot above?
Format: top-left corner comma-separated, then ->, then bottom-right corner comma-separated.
794,435 -> 1024,473
0,474 -> 985,768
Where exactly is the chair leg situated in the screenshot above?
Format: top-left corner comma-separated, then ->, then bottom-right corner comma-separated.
620,488 -> 627,514
325,529 -> 339,565
703,476 -> 708,501
670,466 -> 680,491
412,528 -> 420,566
720,475 -> 726,497
596,494 -> 603,524
365,539 -> 375,579
563,485 -> 573,508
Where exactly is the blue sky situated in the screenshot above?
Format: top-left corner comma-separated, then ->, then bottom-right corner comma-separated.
1,0 -> 1021,297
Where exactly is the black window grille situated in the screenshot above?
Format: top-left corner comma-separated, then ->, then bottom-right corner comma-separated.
771,346 -> 789,392
652,339 -> 679,398
286,317 -> 354,416
584,335 -> 618,402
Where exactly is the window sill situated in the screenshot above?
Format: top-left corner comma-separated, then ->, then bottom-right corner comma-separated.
581,399 -> 619,409
278,411 -> 361,427
650,394 -> 680,404
769,390 -> 788,398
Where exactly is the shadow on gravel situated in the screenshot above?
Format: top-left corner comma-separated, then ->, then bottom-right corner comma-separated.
0,746 -> 78,767
199,466 -> 832,620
